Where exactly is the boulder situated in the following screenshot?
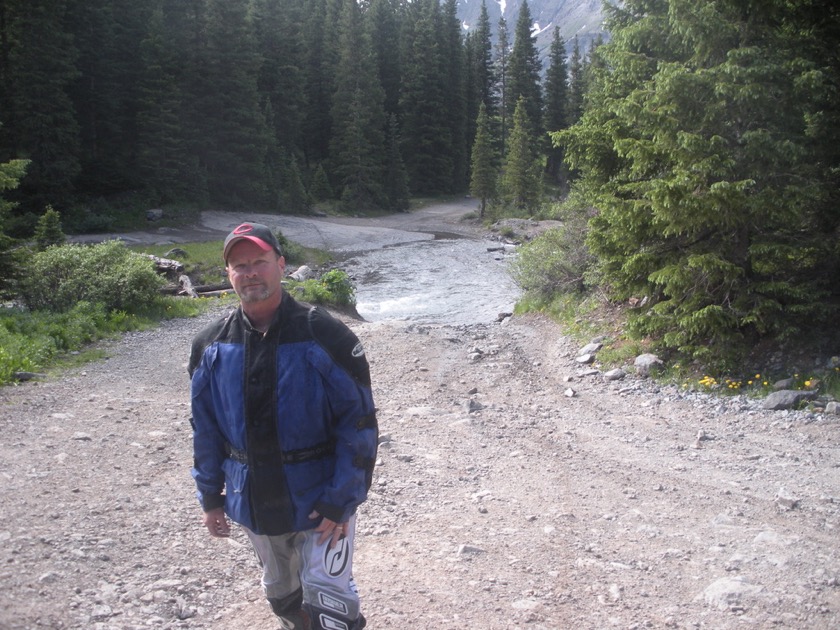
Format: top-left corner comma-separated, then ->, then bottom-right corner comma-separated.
634,353 -> 663,377
762,389 -> 818,411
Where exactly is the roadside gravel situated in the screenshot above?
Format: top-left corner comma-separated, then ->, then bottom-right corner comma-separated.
1,304 -> 839,629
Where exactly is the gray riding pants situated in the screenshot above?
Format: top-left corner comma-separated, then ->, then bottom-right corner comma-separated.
243,515 -> 362,630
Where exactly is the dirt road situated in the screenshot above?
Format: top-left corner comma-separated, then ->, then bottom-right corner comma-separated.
1,305 -> 838,629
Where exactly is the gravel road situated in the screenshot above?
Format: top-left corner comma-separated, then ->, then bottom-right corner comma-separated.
3,203 -> 839,629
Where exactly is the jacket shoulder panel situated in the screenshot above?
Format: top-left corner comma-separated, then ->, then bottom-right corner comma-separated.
307,306 -> 371,386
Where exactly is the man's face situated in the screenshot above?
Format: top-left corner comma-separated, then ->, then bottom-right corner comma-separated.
226,240 -> 286,304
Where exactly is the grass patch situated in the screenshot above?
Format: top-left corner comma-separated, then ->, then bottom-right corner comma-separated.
0,296 -> 210,386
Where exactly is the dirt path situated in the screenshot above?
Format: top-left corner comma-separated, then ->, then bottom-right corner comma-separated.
1,304 -> 839,629
6,202 -> 840,628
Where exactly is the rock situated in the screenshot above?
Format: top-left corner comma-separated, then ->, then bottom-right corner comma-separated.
775,487 -> 800,511
564,388 -> 576,398
457,544 -> 485,555
826,401 -> 839,415
575,353 -> 595,364
164,247 -> 188,259
579,342 -> 602,355
289,265 -> 316,281
603,368 -> 625,381
634,353 -> 663,377
762,389 -> 817,410
699,577 -> 763,611
773,378 -> 795,391
146,208 -> 164,221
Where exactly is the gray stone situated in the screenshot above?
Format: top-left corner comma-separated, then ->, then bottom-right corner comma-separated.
699,577 -> 763,611
634,353 -> 663,377
146,208 -> 164,221
773,378 -> 795,391
762,389 -> 817,410
289,265 -> 316,281
576,353 -> 595,364
604,368 -> 626,381
826,401 -> 839,415
579,342 -> 602,355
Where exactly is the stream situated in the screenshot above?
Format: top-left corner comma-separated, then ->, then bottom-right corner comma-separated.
340,237 -> 521,325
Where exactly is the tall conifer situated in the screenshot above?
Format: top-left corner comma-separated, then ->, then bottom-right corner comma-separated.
507,1 -> 543,142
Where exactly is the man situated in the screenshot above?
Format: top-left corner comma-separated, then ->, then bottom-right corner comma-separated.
188,222 -> 377,630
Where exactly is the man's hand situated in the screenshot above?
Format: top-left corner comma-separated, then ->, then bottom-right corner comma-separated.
309,510 -> 347,549
203,507 -> 231,538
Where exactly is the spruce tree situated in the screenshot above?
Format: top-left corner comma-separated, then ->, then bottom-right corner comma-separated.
543,27 -> 569,186
399,0 -> 453,194
493,17 -> 510,155
2,0 -> 81,210
383,114 -> 410,212
567,36 -> 585,125
558,0 -> 840,361
252,0 -> 306,155
469,102 -> 497,218
465,1 -> 496,167
33,205 -> 65,250
441,0 -> 468,191
329,0 -> 387,212
366,0 -> 402,119
194,0 -> 273,207
499,97 -> 541,215
135,4 -> 195,203
0,155 -> 28,296
506,0 -> 543,143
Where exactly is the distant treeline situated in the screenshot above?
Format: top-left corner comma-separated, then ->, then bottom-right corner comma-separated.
0,0 -> 586,234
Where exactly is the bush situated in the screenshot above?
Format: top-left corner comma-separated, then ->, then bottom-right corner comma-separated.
20,240 -> 165,312
292,269 -> 356,307
511,216 -> 594,297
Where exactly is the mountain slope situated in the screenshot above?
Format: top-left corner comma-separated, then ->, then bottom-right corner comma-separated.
457,0 -> 605,58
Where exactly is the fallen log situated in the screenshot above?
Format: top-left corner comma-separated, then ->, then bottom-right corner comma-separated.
178,274 -> 198,298
145,254 -> 185,277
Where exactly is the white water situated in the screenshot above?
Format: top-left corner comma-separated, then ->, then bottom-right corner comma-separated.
342,238 -> 520,325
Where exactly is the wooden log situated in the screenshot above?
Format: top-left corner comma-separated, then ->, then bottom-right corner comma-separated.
178,274 -> 198,298
145,254 -> 185,276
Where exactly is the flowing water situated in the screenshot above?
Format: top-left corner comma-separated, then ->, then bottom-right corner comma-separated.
341,237 -> 521,325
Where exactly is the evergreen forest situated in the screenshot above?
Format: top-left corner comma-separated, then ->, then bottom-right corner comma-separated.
1,0 -> 839,368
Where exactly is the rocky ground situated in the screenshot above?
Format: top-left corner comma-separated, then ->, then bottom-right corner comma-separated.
4,202 -> 840,629
1,303 -> 839,630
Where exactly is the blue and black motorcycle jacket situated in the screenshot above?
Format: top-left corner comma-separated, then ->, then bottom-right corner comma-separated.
188,292 -> 378,535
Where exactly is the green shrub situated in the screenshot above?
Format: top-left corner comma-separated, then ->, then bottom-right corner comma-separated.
34,205 -> 66,250
511,218 -> 594,297
20,240 -> 165,312
291,269 -> 356,308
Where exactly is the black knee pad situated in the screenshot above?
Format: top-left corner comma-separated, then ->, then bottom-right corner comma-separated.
268,589 -> 303,617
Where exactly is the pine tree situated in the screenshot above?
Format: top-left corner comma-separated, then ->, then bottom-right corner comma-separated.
329,0 -> 387,212
194,0 -> 273,207
465,1 -> 495,169
1,0 -> 81,210
543,27 -> 569,185
383,114 -> 410,212
0,155 -> 28,296
506,1 -> 543,143
499,97 -> 540,214
252,0 -> 306,155
567,36 -> 585,125
469,102 -> 497,218
366,0 -> 402,119
558,0 -> 840,361
441,0 -> 468,191
135,3 -> 196,203
493,17 -> 510,155
399,0 -> 453,194
33,205 -> 65,250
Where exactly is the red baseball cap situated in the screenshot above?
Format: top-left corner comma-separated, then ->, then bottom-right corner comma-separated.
223,222 -> 283,262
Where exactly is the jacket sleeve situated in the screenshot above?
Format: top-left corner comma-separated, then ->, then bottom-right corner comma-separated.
189,341 -> 227,512
308,308 -> 378,523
